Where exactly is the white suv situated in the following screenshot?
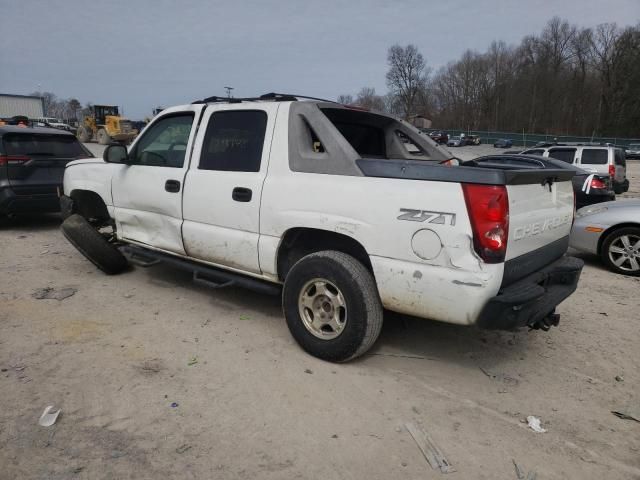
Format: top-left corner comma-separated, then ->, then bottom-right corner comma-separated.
522,144 -> 629,194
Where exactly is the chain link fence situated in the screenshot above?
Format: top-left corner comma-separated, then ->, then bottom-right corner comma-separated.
426,128 -> 640,148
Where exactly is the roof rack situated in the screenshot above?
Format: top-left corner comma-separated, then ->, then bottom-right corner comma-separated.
192,92 -> 337,105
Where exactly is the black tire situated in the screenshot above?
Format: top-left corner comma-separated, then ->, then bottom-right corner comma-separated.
613,184 -> 624,195
282,251 -> 383,362
61,214 -> 127,275
97,128 -> 111,145
600,226 -> 640,276
77,125 -> 91,143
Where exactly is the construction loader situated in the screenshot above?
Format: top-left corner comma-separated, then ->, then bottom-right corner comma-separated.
76,105 -> 137,145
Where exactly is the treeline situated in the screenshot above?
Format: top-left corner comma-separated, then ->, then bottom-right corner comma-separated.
339,18 -> 640,137
30,91 -> 90,121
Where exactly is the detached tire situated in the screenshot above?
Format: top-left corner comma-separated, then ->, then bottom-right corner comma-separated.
61,214 -> 127,275
600,227 -> 640,276
77,125 -> 91,143
97,128 -> 111,145
282,251 -> 383,362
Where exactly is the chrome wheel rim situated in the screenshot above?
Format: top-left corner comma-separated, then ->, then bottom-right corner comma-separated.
608,234 -> 640,272
298,278 -> 347,340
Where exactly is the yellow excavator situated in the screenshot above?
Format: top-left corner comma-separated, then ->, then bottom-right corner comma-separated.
76,105 -> 138,145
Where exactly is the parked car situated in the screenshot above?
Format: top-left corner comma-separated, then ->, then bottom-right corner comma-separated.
428,130 -> 448,144
626,143 -> 640,160
494,138 -> 513,148
521,144 -> 629,194
59,94 -> 583,361
463,154 -> 615,209
570,200 -> 640,276
465,135 -> 481,145
32,117 -> 74,133
447,135 -> 464,147
0,125 -> 93,218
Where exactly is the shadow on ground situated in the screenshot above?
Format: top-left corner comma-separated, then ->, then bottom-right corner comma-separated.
0,213 -> 62,231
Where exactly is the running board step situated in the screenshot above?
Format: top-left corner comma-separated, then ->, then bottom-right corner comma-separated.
120,245 -> 281,296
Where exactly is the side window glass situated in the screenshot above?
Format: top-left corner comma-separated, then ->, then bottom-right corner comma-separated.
199,110 -> 267,172
131,114 -> 194,168
395,131 -> 426,156
614,149 -> 626,167
547,148 -> 576,163
581,149 -> 608,165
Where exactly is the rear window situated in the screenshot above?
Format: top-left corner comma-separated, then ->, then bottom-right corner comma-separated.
547,148 -> 576,163
581,149 -> 608,165
2,133 -> 91,158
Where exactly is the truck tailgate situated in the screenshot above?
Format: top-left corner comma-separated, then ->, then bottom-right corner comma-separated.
506,180 -> 574,261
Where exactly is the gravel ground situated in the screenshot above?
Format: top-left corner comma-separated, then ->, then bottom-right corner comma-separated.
0,145 -> 638,479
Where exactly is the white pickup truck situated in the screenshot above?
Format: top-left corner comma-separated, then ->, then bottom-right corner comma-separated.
60,93 -> 583,362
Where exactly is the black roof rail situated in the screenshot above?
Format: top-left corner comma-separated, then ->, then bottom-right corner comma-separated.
259,92 -> 337,103
192,92 -> 338,105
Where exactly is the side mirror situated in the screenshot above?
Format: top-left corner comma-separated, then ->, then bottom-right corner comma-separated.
103,144 -> 129,164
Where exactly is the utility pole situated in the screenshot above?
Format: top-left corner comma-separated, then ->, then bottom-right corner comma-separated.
224,86 -> 234,98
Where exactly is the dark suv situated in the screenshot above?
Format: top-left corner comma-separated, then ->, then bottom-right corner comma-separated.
0,126 -> 93,217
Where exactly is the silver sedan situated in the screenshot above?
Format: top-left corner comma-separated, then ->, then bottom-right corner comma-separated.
570,199 -> 640,276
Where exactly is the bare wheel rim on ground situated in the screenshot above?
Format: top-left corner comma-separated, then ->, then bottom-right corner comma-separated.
298,278 -> 347,340
608,233 -> 640,272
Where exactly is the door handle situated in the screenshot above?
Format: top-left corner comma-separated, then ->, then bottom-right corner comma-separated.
232,187 -> 252,202
165,179 -> 181,193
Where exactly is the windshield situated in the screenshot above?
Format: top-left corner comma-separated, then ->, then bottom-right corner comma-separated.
2,133 -> 93,158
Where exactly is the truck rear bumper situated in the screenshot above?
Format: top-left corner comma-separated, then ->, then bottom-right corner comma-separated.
476,255 -> 583,330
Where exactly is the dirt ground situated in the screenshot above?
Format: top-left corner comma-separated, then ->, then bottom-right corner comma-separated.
0,146 -> 638,480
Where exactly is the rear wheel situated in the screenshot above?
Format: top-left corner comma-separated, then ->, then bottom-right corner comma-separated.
282,250 -> 383,362
61,214 -> 127,274
77,125 -> 91,143
600,227 -> 640,276
97,128 -> 111,145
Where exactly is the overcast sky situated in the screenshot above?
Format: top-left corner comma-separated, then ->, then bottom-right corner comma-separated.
1,0 -> 638,119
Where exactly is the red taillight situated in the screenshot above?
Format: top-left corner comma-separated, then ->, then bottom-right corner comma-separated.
0,155 -> 30,166
462,184 -> 509,263
590,177 -> 606,189
609,164 -> 615,178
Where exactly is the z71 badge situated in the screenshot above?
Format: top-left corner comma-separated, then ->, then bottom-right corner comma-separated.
397,209 -> 456,225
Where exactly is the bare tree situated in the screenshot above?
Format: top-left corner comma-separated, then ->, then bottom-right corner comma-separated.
386,44 -> 430,117
337,94 -> 354,105
355,87 -> 386,111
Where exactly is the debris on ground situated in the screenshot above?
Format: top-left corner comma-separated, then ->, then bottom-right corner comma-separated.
304,369 -> 313,374
32,287 -> 77,301
479,367 -> 520,385
611,407 -> 640,422
513,459 -> 537,479
526,416 -> 546,433
405,421 -> 455,474
176,444 -> 192,454
187,357 -> 198,366
136,359 -> 164,375
615,375 -> 624,382
170,402 -> 179,408
239,315 -> 250,320
38,406 -> 61,427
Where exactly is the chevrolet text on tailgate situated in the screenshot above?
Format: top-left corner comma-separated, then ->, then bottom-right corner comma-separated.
60,93 -> 584,362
